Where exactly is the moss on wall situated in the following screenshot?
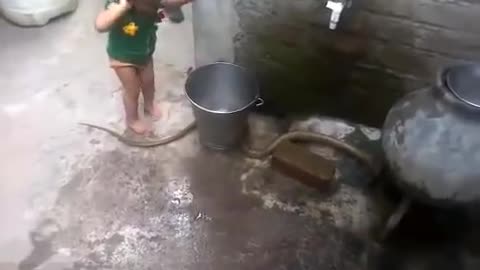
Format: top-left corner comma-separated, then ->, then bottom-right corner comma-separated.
235,29 -> 407,127
231,0 -> 473,127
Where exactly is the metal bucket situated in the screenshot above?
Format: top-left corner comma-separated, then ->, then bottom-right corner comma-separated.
185,62 -> 263,150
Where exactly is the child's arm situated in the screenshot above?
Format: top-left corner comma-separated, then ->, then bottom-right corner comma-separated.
95,0 -> 132,32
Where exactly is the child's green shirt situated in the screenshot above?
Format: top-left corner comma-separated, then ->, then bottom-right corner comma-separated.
105,0 -> 158,65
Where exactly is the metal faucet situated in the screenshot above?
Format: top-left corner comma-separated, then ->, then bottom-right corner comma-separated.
326,0 -> 351,30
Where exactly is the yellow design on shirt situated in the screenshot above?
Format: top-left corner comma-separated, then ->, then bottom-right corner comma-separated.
123,22 -> 139,36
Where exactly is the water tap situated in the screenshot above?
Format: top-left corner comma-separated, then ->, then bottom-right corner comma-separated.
326,0 -> 351,30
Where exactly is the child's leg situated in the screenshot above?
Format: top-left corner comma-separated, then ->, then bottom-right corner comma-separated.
114,66 -> 149,134
140,60 -> 163,120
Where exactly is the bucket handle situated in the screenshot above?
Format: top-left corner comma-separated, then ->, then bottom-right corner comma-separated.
212,61 -> 264,108
254,98 -> 265,107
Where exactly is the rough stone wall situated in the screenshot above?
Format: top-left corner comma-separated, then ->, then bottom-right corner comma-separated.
232,0 -> 480,126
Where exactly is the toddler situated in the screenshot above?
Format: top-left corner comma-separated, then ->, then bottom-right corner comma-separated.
95,0 -> 192,134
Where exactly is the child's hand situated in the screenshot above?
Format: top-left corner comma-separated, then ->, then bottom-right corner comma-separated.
114,0 -> 133,11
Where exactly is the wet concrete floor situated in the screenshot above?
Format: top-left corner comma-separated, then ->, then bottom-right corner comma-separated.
0,2 -> 374,269
1,1 -> 480,270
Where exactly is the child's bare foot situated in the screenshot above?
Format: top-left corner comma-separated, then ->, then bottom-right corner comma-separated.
145,102 -> 170,121
127,120 -> 150,134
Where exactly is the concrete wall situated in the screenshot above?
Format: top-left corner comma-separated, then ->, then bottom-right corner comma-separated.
192,0 -> 480,126
192,0 -> 238,66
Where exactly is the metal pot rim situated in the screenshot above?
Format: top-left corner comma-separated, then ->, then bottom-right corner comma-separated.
440,64 -> 480,109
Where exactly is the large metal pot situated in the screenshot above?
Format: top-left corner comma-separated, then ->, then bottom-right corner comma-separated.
383,64 -> 480,206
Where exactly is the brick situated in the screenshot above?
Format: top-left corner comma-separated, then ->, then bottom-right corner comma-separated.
361,0 -> 480,35
358,40 -> 462,80
351,11 -> 480,61
271,141 -> 336,191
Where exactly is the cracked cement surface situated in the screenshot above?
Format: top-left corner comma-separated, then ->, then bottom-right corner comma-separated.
0,2 -> 377,269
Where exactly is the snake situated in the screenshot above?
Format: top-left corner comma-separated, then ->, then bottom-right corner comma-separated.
79,122 -> 379,175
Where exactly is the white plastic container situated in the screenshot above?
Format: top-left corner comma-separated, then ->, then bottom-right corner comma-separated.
0,0 -> 78,26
